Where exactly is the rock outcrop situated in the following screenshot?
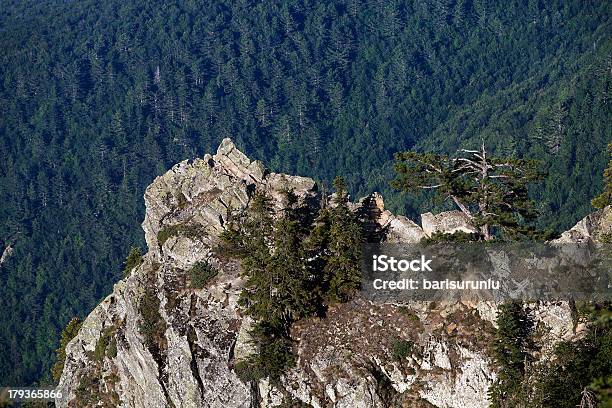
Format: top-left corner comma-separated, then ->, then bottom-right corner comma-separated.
421,211 -> 478,237
142,138 -> 317,269
57,139 -> 609,408
354,192 -> 426,243
552,205 -> 611,243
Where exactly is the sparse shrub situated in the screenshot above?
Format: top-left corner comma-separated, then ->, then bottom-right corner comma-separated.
600,233 -> 612,244
392,339 -> 414,360
397,306 -> 420,322
123,246 -> 143,278
138,290 -> 166,350
107,337 -> 117,358
234,359 -> 265,383
75,371 -> 100,406
234,321 -> 296,383
93,327 -> 117,362
51,317 -> 82,382
93,333 -> 109,362
176,191 -> 188,209
157,224 -> 204,247
189,261 -> 217,288
276,398 -> 313,408
234,339 -> 295,383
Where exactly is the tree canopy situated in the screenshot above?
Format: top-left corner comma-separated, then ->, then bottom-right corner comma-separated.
592,144 -> 612,209
222,182 -> 363,381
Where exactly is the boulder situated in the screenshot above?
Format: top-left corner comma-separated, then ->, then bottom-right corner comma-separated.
421,211 -> 478,236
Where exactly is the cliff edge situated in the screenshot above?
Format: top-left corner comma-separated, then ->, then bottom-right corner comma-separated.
56,139 -> 611,408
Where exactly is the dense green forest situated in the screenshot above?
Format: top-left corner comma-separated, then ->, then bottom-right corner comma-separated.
0,0 -> 610,386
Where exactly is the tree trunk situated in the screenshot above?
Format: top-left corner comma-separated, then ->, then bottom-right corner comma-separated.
451,195 -> 473,219
481,224 -> 492,241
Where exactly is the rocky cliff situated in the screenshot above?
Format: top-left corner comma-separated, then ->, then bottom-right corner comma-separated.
56,139 -> 611,408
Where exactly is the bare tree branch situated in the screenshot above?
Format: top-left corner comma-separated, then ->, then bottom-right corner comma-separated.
417,184 -> 443,189
579,387 -> 597,408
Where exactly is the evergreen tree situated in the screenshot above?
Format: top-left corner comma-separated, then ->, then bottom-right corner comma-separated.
223,184 -> 365,381
488,301 -> 535,408
221,191 -> 313,381
51,317 -> 82,382
392,144 -> 544,240
123,247 -> 143,278
228,191 -> 275,324
269,193 -> 319,322
490,303 -> 612,407
1,0 -> 610,385
323,177 -> 363,303
592,143 -> 612,209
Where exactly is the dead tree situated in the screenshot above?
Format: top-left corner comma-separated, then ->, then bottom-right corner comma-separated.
392,142 -> 543,240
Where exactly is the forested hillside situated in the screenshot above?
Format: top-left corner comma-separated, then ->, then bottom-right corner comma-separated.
0,0 -> 610,386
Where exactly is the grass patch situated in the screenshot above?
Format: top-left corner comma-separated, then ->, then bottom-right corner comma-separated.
157,224 -> 205,247
138,290 -> 166,351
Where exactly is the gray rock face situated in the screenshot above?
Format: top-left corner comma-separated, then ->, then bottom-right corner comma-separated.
421,211 -> 478,236
354,192 -> 426,243
277,299 -> 496,408
57,139 -> 600,408
58,139 -> 315,408
142,138 -> 317,268
553,205 -> 611,243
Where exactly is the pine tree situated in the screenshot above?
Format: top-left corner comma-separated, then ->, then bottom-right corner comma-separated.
51,317 -> 82,382
592,143 -> 612,209
225,190 -> 319,382
269,194 -> 319,323
230,192 -> 276,323
488,301 -> 535,408
392,143 -> 544,240
322,177 -> 363,303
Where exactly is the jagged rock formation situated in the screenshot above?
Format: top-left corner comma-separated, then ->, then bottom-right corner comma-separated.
142,138 -> 317,270
56,139 -> 610,408
552,205 -> 612,243
353,192 -> 426,243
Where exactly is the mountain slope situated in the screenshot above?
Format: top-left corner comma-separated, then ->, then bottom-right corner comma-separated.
0,0 -> 610,385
